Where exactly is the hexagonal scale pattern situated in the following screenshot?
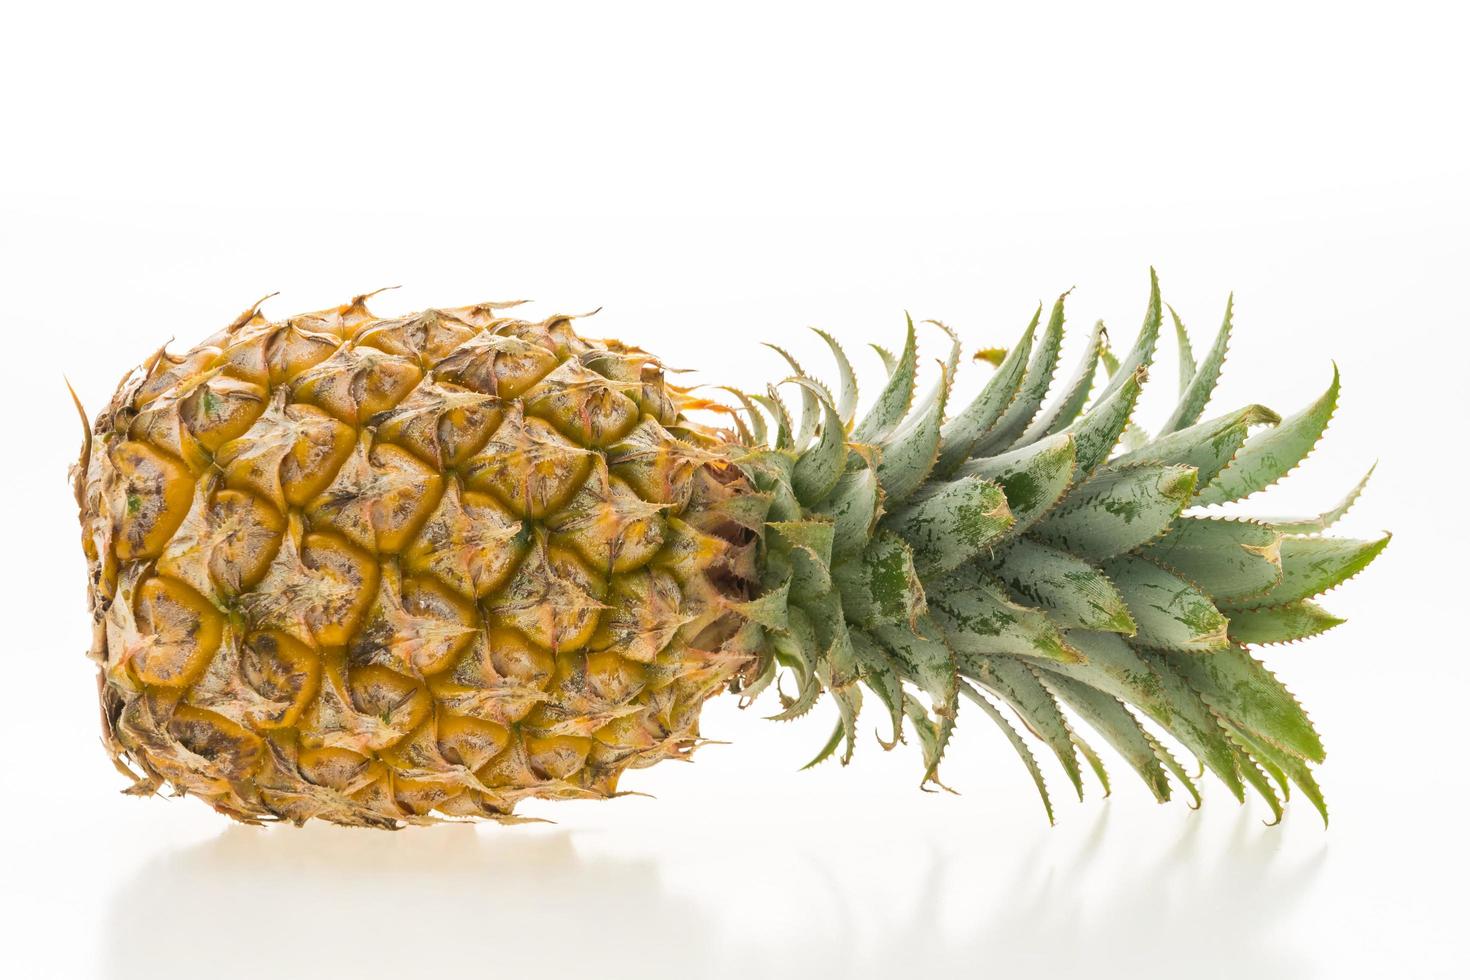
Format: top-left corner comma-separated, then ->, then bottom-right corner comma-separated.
78,299 -> 760,826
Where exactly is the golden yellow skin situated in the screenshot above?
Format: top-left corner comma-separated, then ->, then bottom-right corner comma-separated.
76,295 -> 761,826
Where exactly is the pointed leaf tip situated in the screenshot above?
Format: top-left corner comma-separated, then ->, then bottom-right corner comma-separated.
852,315 -> 918,444
1197,364 -> 1340,506
1226,533 -> 1390,610
1259,463 -> 1377,535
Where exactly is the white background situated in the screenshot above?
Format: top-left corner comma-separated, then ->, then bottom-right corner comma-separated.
3,2 -> 1467,977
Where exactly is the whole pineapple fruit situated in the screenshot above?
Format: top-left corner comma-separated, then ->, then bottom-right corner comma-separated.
74,274 -> 1387,827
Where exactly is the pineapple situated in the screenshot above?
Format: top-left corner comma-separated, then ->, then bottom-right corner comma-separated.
73,273 -> 1387,827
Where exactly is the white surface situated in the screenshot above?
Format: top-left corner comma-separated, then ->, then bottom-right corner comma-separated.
2,3 -> 1467,977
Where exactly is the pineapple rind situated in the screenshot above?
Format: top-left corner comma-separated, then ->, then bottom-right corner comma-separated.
77,298 -> 763,827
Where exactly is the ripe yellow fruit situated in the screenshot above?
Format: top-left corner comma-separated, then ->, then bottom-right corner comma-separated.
76,295 -> 761,826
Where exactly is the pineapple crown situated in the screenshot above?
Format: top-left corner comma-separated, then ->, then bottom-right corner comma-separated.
720,270 -> 1387,823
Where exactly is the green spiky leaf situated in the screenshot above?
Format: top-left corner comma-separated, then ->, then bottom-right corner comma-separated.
1196,366 -> 1339,505
1046,674 -> 1175,803
1091,269 -> 1162,406
811,328 -> 860,426
1102,555 -> 1230,653
852,315 -> 917,444
815,467 -> 881,557
870,343 -> 899,376
1158,296 -> 1231,437
908,320 -> 961,425
789,382 -> 848,505
800,721 -> 845,769
1072,733 -> 1111,796
869,618 -> 949,697
973,294 -> 1068,453
1224,599 -> 1346,645
1171,305 -> 1197,391
926,572 -> 1082,663
831,531 -> 926,629
1058,363 -> 1145,474
1139,516 -> 1283,602
1224,721 -> 1329,825
1039,632 -> 1245,799
850,628 -> 906,749
1030,463 -> 1196,559
883,475 -> 1014,577
935,311 -> 1038,476
1231,741 -> 1285,824
955,432 -> 1078,540
1255,464 -> 1374,535
753,388 -> 795,452
824,673 -> 863,765
769,519 -> 835,601
966,657 -> 1085,800
1020,319 -> 1105,443
876,361 -> 949,505
1225,534 -> 1390,610
1160,646 -> 1324,762
720,386 -> 768,445
765,345 -> 822,449
876,621 -> 960,784
731,574 -> 791,632
961,681 -> 1055,823
766,605 -> 821,721
1112,403 -> 1280,494
902,696 -> 957,789
990,538 -> 1136,634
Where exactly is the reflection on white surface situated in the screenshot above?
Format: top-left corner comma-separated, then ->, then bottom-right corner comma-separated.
100,802 -> 1324,980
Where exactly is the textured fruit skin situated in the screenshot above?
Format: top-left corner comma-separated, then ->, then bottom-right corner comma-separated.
75,296 -> 762,826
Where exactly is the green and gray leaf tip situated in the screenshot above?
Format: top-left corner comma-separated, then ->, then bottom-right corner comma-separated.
725,269 -> 1387,825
